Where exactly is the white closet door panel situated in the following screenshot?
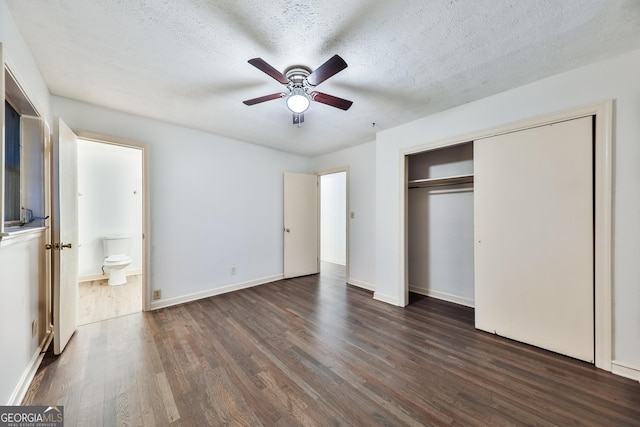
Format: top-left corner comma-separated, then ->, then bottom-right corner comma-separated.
474,117 -> 594,362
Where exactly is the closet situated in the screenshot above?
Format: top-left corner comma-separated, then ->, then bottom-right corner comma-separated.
407,116 -> 595,364
407,142 -> 475,307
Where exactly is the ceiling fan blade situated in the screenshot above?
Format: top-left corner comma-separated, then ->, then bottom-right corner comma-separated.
243,92 -> 286,105
307,55 -> 348,86
310,91 -> 353,110
248,58 -> 289,84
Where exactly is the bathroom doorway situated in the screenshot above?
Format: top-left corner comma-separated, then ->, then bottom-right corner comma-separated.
76,138 -> 145,325
319,170 -> 348,282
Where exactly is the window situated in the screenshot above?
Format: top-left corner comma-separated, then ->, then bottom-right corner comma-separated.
1,53 -> 44,234
4,100 -> 20,224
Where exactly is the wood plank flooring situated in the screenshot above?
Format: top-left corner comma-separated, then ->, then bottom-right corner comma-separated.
24,264 -> 640,426
78,275 -> 142,325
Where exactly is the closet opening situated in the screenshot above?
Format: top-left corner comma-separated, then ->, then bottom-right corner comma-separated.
407,142 -> 474,307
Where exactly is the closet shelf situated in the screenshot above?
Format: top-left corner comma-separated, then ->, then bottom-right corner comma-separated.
408,173 -> 474,189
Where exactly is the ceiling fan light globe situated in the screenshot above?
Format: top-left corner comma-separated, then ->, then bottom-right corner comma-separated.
287,93 -> 310,113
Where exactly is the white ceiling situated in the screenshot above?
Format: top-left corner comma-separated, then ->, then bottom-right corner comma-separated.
5,0 -> 640,156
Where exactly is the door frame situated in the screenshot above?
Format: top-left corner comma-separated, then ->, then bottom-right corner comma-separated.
74,131 -> 151,311
317,167 -> 350,280
399,100 -> 613,371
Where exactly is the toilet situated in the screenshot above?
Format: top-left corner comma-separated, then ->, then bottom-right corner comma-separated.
102,235 -> 132,286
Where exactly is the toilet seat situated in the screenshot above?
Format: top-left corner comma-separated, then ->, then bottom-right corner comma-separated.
103,254 -> 132,267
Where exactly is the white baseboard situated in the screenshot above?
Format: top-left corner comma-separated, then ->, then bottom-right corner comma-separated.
373,291 -> 401,306
79,269 -> 142,283
347,278 -> 375,292
8,332 -> 53,405
149,274 -> 284,310
611,360 -> 640,382
409,285 -> 475,308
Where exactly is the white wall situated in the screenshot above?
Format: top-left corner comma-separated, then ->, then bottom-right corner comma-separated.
0,234 -> 47,404
375,48 -> 640,374
320,172 -> 346,265
0,2 -> 50,122
77,140 -> 143,277
0,0 -> 52,404
53,96 -> 312,306
313,141 -> 376,290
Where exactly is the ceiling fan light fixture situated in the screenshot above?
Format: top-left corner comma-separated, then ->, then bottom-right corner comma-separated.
286,89 -> 310,113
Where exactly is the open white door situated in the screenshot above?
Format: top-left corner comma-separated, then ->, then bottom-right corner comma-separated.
474,116 -> 594,362
52,118 -> 79,355
284,172 -> 319,278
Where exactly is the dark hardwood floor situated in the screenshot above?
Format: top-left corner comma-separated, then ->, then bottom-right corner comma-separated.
24,263 -> 640,426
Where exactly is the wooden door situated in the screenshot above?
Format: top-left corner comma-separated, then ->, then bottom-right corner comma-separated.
474,117 -> 594,362
52,118 -> 79,355
284,172 -> 319,278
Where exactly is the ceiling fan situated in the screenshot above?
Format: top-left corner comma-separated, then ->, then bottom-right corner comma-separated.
243,54 -> 353,126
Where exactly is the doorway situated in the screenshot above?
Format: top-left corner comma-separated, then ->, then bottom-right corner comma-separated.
76,138 -> 144,324
319,170 -> 348,282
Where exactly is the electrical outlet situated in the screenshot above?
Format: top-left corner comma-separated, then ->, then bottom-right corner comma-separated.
153,290 -> 161,300
31,319 -> 38,338
231,267 -> 237,275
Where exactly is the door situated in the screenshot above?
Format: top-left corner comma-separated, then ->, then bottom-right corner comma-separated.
52,118 -> 79,355
474,117 -> 594,362
284,172 -> 318,278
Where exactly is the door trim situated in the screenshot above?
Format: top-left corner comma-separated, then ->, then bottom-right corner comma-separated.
399,100 -> 613,371
74,131 -> 151,311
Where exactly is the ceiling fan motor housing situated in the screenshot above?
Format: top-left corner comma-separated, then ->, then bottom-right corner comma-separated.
285,66 -> 311,83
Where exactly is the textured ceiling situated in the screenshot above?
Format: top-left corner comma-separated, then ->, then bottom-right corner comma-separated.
5,0 -> 640,156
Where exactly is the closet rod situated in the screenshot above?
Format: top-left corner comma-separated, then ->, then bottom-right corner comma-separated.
408,174 -> 474,189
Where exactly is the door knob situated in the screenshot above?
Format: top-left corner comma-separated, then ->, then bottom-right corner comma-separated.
45,244 -> 53,250
285,228 -> 290,233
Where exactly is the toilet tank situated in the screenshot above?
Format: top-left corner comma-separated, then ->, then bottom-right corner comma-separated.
103,235 -> 131,256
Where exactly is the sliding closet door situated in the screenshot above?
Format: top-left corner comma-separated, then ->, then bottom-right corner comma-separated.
474,117 -> 594,363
